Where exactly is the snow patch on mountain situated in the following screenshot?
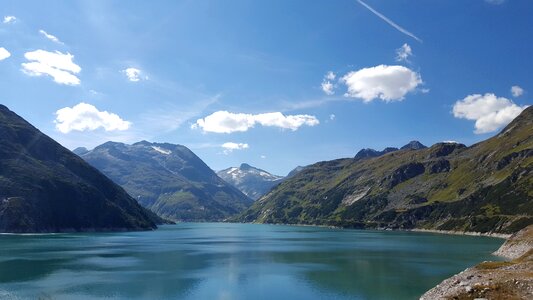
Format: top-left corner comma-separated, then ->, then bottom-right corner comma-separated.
152,146 -> 172,155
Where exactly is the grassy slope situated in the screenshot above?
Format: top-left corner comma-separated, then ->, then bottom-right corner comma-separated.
236,107 -> 533,234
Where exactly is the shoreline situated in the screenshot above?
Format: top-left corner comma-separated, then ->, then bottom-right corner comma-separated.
239,221 -> 511,239
409,228 -> 511,239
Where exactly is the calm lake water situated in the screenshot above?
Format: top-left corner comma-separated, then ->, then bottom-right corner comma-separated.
0,223 -> 503,300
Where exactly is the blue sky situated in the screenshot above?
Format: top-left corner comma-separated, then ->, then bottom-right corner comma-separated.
0,0 -> 531,175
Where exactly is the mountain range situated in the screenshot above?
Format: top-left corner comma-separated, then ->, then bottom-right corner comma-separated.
77,141 -> 253,222
0,105 -> 160,233
235,106 -> 533,234
217,163 -> 284,200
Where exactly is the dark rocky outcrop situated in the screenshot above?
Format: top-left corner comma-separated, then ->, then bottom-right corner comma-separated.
429,159 -> 451,174
386,162 -> 425,188
428,142 -> 466,158
401,140 -> 427,150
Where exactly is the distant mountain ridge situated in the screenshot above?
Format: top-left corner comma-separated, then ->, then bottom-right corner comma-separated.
78,141 -> 253,221
0,104 -> 159,233
235,107 -> 533,234
217,163 -> 284,200
354,141 -> 427,161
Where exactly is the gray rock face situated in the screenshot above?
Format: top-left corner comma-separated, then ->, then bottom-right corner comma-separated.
401,140 -> 427,150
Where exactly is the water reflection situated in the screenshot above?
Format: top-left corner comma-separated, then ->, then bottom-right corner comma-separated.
0,223 -> 503,299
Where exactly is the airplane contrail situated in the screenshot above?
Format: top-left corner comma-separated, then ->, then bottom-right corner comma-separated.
356,0 -> 423,43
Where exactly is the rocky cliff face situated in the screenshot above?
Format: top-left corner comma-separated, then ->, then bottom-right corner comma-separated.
236,107 -> 533,234
0,105 -> 158,233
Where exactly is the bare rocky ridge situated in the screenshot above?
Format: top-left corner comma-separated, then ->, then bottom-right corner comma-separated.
421,225 -> 533,299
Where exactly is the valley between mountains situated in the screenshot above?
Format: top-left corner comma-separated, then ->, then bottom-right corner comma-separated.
0,104 -> 531,235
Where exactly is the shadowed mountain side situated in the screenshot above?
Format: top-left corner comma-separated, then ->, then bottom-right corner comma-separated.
0,104 -> 159,233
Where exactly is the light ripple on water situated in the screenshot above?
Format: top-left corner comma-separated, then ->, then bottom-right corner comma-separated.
0,223 -> 503,300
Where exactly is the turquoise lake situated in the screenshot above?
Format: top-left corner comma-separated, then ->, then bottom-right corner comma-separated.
0,223 -> 503,299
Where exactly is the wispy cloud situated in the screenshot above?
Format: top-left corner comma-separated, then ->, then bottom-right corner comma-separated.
3,16 -> 16,24
39,29 -> 64,44
356,0 -> 422,43
21,50 -> 81,85
321,71 -> 336,95
395,43 -> 412,62
122,67 -> 145,82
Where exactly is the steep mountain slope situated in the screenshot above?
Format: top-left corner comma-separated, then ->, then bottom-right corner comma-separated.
217,163 -> 284,200
236,107 -> 533,234
286,166 -> 306,179
79,141 -> 253,221
0,105 -> 158,233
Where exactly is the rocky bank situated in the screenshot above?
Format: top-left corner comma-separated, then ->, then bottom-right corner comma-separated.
421,225 -> 533,299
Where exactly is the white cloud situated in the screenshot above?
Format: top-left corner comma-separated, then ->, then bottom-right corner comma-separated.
192,111 -> 320,133
452,93 -> 528,134
325,71 -> 336,81
321,81 -> 335,95
511,85 -> 524,97
329,114 -> 336,121
396,43 -> 412,62
341,65 -> 422,102
260,155 -> 266,159
221,142 -> 249,154
0,47 -> 10,61
3,16 -> 16,24
122,67 -> 143,82
21,50 -> 81,85
321,71 -> 336,95
39,29 -> 63,44
55,102 -> 131,133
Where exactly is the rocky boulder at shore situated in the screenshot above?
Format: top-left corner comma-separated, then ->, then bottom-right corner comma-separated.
421,225 -> 533,299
